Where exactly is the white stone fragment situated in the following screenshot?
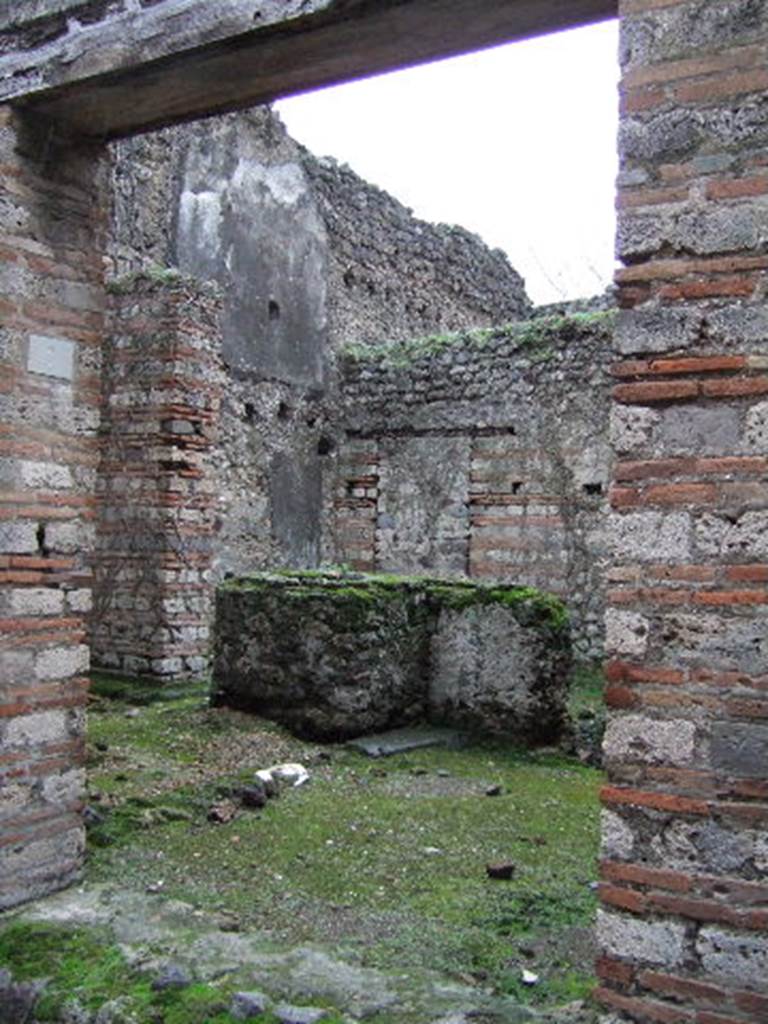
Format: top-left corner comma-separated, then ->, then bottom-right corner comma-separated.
256,763 -> 310,788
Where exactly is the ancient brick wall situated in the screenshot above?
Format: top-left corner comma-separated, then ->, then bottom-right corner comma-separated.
332,314 -> 614,659
1,8 -> 767,1020
91,273 -> 223,679
0,109 -> 105,908
597,1 -> 768,1021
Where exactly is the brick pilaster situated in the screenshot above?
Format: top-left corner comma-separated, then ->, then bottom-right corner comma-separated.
599,3 -> 768,1020
0,108 -> 106,908
91,274 -> 223,679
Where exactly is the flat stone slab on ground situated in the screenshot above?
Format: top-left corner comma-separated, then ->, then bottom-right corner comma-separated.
346,726 -> 466,758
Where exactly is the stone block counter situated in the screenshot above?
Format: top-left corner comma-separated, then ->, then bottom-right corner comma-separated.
211,571 -> 571,742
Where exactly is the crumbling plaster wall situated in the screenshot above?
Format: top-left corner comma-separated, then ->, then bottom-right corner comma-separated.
109,109 -> 335,585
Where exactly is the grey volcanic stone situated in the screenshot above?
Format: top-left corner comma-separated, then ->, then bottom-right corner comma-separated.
212,574 -> 430,741
274,1004 -> 330,1024
430,602 -> 570,741
231,990 -> 270,1019
212,572 -> 570,743
151,963 -> 192,991
0,969 -> 44,1024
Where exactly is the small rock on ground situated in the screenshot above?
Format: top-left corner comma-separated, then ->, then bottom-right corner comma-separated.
274,1004 -> 331,1024
0,969 -> 45,1024
151,963 -> 191,991
486,861 -> 516,880
230,990 -> 270,1019
207,798 -> 239,824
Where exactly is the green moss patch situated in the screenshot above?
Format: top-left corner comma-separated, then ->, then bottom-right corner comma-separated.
219,571 -> 569,635
0,922 -> 193,1021
89,671 -> 209,706
340,310 -> 616,368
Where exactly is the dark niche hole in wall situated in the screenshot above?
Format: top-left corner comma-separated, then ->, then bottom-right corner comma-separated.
317,436 -> 335,456
583,482 -> 603,496
268,299 -> 281,321
510,481 -> 523,495
244,401 -> 257,422
277,401 -> 292,421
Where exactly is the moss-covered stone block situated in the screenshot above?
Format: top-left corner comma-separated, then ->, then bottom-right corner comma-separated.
212,572 -> 571,742
212,573 -> 430,740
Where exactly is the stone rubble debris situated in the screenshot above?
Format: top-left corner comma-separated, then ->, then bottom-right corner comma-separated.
486,861 -> 516,880
256,762 -> 311,788
207,798 -> 239,824
150,962 -> 192,991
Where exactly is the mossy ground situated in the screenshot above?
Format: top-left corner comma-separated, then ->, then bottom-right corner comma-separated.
0,921 -> 259,1024
1,670 -> 605,1022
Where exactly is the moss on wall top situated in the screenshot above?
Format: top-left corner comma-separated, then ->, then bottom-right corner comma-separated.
106,264 -> 222,298
219,569 -> 569,633
339,309 -> 616,369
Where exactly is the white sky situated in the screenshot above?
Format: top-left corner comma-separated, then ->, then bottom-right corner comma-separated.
276,19 -> 620,306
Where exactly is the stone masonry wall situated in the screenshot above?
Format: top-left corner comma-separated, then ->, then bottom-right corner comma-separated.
1,5 -> 767,1020
597,2 -> 768,1022
332,314 -> 614,659
0,109 -> 106,909
107,106 -> 531,586
302,153 -> 531,347
110,109 -> 337,581
91,273 -> 223,679
213,571 -> 572,742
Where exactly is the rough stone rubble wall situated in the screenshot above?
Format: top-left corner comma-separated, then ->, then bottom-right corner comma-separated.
302,154 -> 531,346
110,110 -> 531,351
0,111 -> 105,908
597,1 -> 768,1021
333,315 -> 614,659
91,275 -> 223,679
